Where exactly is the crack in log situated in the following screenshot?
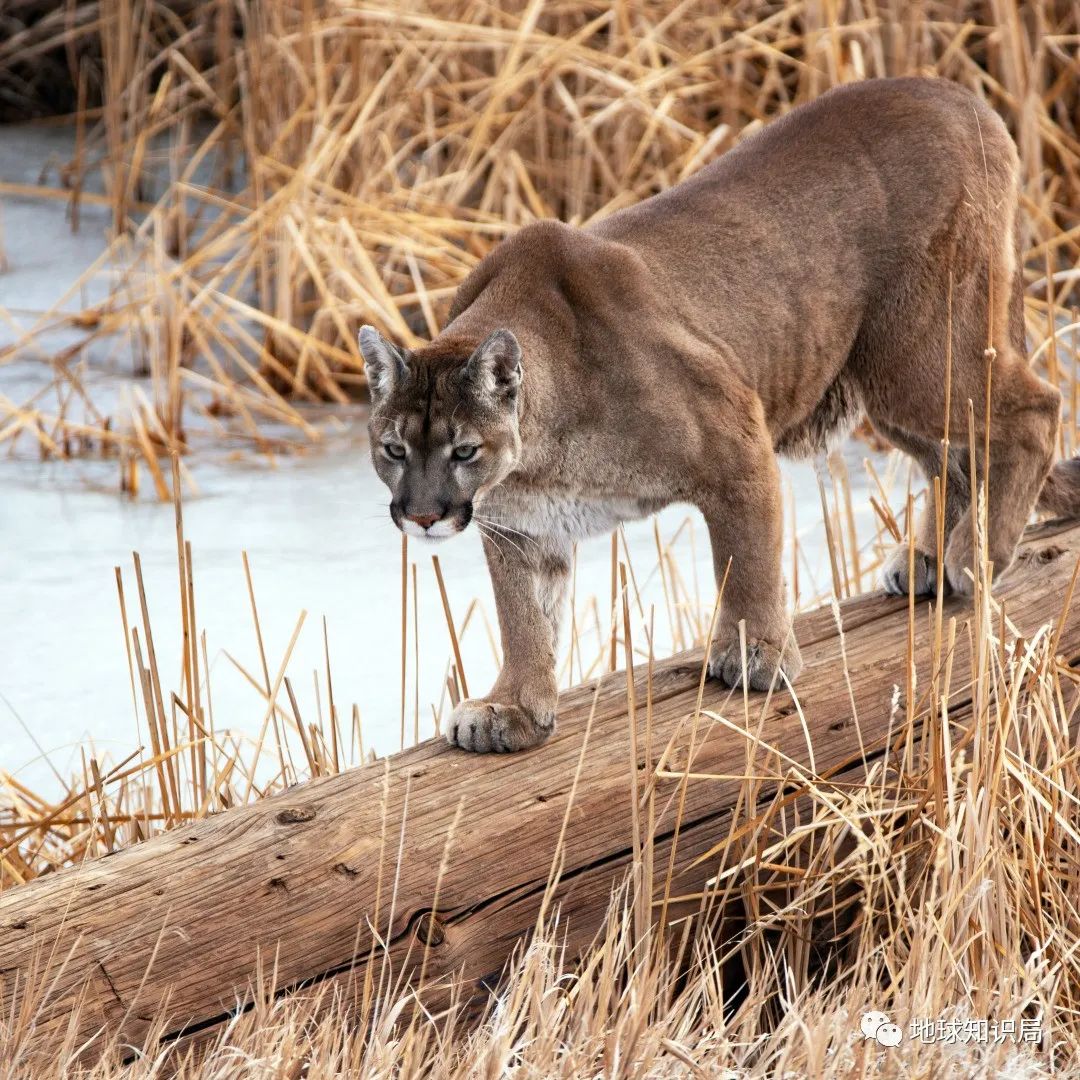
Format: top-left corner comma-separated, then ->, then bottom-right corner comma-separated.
97,960 -> 124,1010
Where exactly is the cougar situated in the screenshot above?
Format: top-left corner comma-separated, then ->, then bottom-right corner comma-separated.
359,77 -> 1079,753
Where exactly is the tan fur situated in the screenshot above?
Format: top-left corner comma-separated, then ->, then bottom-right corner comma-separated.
361,77 -> 1077,754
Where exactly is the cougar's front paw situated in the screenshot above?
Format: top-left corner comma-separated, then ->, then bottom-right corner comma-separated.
881,545 -> 939,597
708,633 -> 802,692
446,698 -> 555,753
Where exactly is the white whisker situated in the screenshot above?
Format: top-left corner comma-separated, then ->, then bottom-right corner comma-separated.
474,515 -> 540,553
476,520 -> 530,563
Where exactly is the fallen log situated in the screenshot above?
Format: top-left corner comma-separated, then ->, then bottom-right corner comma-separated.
3,520 -> 1080,1059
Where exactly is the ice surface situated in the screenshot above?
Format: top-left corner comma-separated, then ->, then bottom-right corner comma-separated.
0,125 -> 116,336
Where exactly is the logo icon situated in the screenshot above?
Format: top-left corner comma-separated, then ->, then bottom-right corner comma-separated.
860,1011 -> 904,1047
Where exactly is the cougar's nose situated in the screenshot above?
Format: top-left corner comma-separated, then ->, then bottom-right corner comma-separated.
406,512 -> 440,529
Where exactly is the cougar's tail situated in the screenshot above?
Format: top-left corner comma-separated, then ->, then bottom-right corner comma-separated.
1039,458 -> 1080,518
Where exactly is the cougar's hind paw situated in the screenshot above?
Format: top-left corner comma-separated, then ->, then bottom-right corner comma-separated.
881,545 -> 940,597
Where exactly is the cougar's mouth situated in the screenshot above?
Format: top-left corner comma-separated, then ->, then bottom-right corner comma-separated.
392,502 -> 473,541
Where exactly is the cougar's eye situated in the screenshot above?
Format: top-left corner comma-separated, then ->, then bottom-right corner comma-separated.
452,445 -> 479,461
384,442 -> 406,460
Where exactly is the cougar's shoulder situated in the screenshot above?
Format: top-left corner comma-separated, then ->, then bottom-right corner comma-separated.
449,218 -> 653,328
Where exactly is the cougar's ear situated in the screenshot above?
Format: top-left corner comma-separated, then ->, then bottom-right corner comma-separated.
464,329 -> 522,402
359,325 -> 408,399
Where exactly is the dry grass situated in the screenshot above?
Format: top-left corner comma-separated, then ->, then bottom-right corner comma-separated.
1,1 -> 1079,491
3,2 -> 1080,1076
3,500 -> 1080,1076
1,440 -> 1079,1076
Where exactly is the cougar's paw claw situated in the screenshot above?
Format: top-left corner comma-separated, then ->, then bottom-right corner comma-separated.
881,546 -> 940,597
446,699 -> 555,753
707,635 -> 802,692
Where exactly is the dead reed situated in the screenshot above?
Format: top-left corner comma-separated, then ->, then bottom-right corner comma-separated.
2,2 -> 1080,1075
3,494 -> 1080,1077
2,420 -> 1080,1075
1,1 -> 1079,493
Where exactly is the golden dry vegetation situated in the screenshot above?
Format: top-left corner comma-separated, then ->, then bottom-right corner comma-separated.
1,0 -> 1078,487
1,1 -> 1080,1076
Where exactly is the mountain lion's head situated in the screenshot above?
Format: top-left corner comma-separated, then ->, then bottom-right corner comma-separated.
358,325 -> 523,540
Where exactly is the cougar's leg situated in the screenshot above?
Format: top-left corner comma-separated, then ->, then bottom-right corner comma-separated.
447,527 -> 569,753
943,363 -> 1059,595
855,162 -> 1058,595
875,422 -> 970,597
866,361 -> 1057,597
699,419 -> 802,692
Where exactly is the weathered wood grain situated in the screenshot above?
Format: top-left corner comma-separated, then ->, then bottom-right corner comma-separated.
3,521 -> 1079,1059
